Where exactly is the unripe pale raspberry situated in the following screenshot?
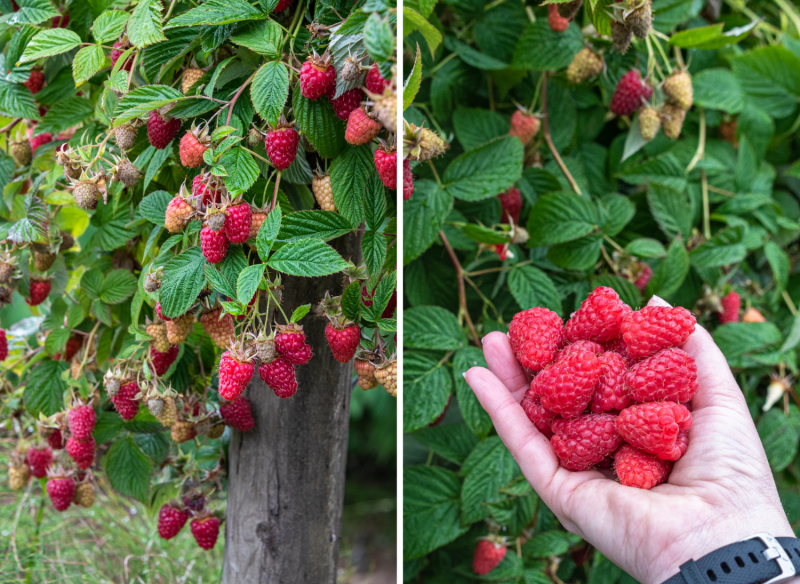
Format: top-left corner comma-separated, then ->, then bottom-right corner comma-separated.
312,173 -> 337,211
508,307 -> 563,372
345,107 -> 381,145
639,107 -> 660,141
625,347 -> 698,404
114,124 -> 137,151
565,286 -> 631,343
220,397 -> 255,432
171,420 -> 197,443
354,358 -> 378,390
509,110 -> 540,145
591,351 -> 630,413
614,443 -> 671,489
165,196 -> 194,233
626,0 -> 652,38
551,413 -> 623,470
616,401 -> 692,460
375,360 -> 397,397
200,308 -> 235,349
259,357 -> 297,398
9,462 -> 30,490
661,104 -> 686,139
155,396 -> 178,427
10,139 -> 31,166
74,481 -> 95,507
325,323 -> 360,363
147,322 -> 170,353
73,180 -> 100,210
249,212 -> 266,240
265,127 -> 299,170
743,307 -> 765,323
533,349 -> 600,419
218,351 -> 255,400
181,67 -> 204,94
611,21 -> 633,54
663,71 -> 693,111
224,203 -> 252,244
620,305 -> 696,359
167,312 -> 194,345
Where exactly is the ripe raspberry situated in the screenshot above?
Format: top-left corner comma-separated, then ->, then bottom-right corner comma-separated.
0,329 -> 8,361
67,405 -> 96,440
27,278 -> 51,306
620,305 -> 696,359
602,336 -> 634,366
27,446 -> 53,478
610,70 -> 653,116
259,357 -> 298,398
345,107 -> 382,145
265,126 -> 299,170
218,352 -> 255,400
551,413 -> 623,471
533,349 -> 600,418
312,173 -> 336,211
165,196 -> 194,233
633,263 -> 653,292
200,308 -> 235,349
374,146 -> 397,189
171,420 -> 197,443
663,70 -> 693,110
639,107 -> 660,141
325,323 -> 360,363
24,70 -> 44,94
47,428 -> 64,450
300,56 -> 336,100
167,312 -> 194,345
158,504 -> 189,539
147,321 -> 170,353
193,174 -> 219,205
719,291 -> 740,324
355,358 -> 378,390
249,212 -> 266,240
179,130 -> 208,168
74,481 -> 95,507
362,285 -> 398,319
498,187 -> 522,224
743,307 -> 765,323
114,124 -> 137,151
181,67 -> 204,94
520,391 -> 556,438
661,104 -> 686,140
508,307 -> 563,372
675,429 -> 689,459
614,443 -> 671,489
328,87 -> 364,120
220,397 -> 255,432
473,538 -> 506,575
155,302 -> 171,321
366,63 -> 390,94
275,325 -> 313,365
591,351 -> 630,413
191,516 -> 220,550
616,401 -> 692,460
509,110 -> 540,145
72,180 -> 100,210
200,226 -> 229,264
52,12 -> 69,27
375,360 -> 397,397
273,0 -> 291,11
625,348 -> 698,404
720,118 -> 738,147
111,381 -> 140,420
111,41 -> 133,71
565,287 -> 631,344
46,475 -> 75,511
147,110 -> 181,149
548,4 -> 570,32
30,133 -> 53,153
566,47 -> 604,84
151,344 -> 179,376
66,436 -> 95,469
557,340 -> 604,360
403,159 -> 414,201
224,203 -> 252,244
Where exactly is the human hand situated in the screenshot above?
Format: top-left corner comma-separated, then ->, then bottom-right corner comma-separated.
464,295 -> 794,584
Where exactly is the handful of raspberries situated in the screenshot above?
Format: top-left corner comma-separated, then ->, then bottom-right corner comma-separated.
510,287 -> 697,489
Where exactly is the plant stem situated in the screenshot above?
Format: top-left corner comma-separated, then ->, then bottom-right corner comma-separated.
270,171 -> 282,211
427,159 -> 442,186
542,74 -> 581,195
226,72 -> 256,126
440,231 -> 480,346
163,0 -> 179,22
686,108 -> 706,173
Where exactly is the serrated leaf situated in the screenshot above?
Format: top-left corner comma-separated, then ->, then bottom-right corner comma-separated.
217,147 -> 259,196
35,96 -> 93,136
267,238 -> 349,276
139,190 -> 172,225
404,352 -> 452,433
330,145 -> 372,227
19,28 -> 80,63
443,136 -> 523,201
250,61 -> 288,126
100,270 -> 138,304
527,192 -> 597,246
0,78 -> 38,119
237,263 -> 264,305
256,205 -> 281,260
403,8 -> 441,56
230,19 -> 282,56
102,436 -> 153,502
293,88 -> 346,159
159,247 -> 206,317
72,45 -> 105,86
24,360 -> 68,416
1,0 -> 58,25
403,180 -> 453,266
204,263 -> 236,298
342,280 -> 361,321
511,19 -> 583,71
92,10 -> 130,44
362,231 -> 387,277
364,173 -> 387,231
404,44 -> 422,110
364,13 -> 393,63
405,306 -> 467,350
277,210 -> 352,242
167,0 -> 266,27
453,347 -> 494,437
461,437 -> 517,523
112,85 -> 183,126
507,265 -> 562,315
290,304 -> 310,323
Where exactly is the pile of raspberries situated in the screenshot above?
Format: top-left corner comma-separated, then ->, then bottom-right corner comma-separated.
510,287 -> 697,489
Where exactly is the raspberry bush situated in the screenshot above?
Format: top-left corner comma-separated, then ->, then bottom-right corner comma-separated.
0,0 -> 396,575
403,0 -> 800,580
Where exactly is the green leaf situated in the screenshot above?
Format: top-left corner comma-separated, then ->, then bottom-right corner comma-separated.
127,0 -> 166,47
139,190 -> 172,225
524,531 -> 573,558
250,61 -> 288,126
364,174 -> 387,232
403,7 -> 442,56
72,45 -> 105,86
256,206 -> 281,260
403,352 -> 453,432
81,271 -> 103,299
113,85 -> 183,126
292,89 -> 346,159
0,78 -> 38,119
159,247 -> 207,318
102,436 -> 153,502
461,437 -> 517,523
511,19 -> 583,71
713,322 -> 782,361
19,28 -> 81,63
453,347 -> 493,437
275,211 -> 354,244
364,13 -> 393,63
404,44 -> 422,111
626,238 -> 666,258
692,68 -> 745,114
362,231 -> 387,278
507,265 -> 562,315
765,240 -> 789,295
1,0 -> 58,25
230,19 -> 282,56
443,136 -> 523,201
647,184 -> 692,240
690,228 -> 748,268
342,281 -> 361,321
527,192 -> 597,246
92,10 -> 130,44
645,238 -> 689,298
405,306 -> 467,350
35,96 -> 93,136
413,424 -> 480,465
237,263 -> 264,305
204,263 -> 236,298
8,195 -> 48,244
330,145 -> 372,227
100,270 -> 138,304
403,180 -> 453,265
731,46 -> 800,119
453,107 -> 508,151
598,193 -> 635,237
217,147 -> 259,196
267,239 -> 349,276
758,409 -> 799,472
548,234 -> 603,270
24,360 -> 68,416
167,0 -> 265,27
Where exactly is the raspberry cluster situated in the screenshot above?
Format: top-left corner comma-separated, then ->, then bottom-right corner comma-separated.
511,286 -> 697,489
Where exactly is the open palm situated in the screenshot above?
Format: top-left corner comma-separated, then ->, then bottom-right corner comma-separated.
465,296 -> 793,584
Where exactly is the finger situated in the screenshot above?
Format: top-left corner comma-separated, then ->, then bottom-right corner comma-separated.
482,331 -> 530,402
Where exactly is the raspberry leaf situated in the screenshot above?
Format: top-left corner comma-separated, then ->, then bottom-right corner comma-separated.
507,265 -> 562,316
330,145 -> 371,227
442,136 -> 523,202
256,204 -> 282,261
236,263 -> 264,306
19,28 -> 81,63
292,89 -> 346,159
159,247 -> 206,318
289,304 -> 311,323
72,45 -> 105,86
204,264 -> 237,299
250,61 -> 289,126
102,436 -> 153,502
23,360 -> 69,416
91,10 -> 130,44
267,239 -> 349,277
127,0 -> 166,48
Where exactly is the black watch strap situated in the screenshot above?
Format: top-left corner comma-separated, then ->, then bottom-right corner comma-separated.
662,534 -> 800,584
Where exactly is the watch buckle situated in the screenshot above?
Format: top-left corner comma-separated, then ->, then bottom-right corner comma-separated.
739,533 -> 796,584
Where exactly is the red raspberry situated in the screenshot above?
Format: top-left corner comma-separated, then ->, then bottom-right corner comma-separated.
191,516 -> 220,550
602,337 -> 635,366
614,444 -> 672,489
557,340 -> 604,360
27,278 -> 51,306
403,159 -> 414,201
220,397 -> 255,432
533,349 -> 600,419
548,4 -> 570,32
610,70 -> 653,116
200,226 -> 229,264
52,12 -> 69,27
27,446 -> 53,478
328,87 -> 364,120
259,357 -> 298,398
224,203 -> 252,244
66,436 -> 95,469
151,344 -> 179,376
366,63 -> 390,94
111,41 -> 133,71
520,391 -> 557,438
193,174 -> 218,205
550,413 -> 623,471
565,286 -> 631,344
218,352 -> 255,401
361,286 -> 398,318
620,306 -> 696,359
634,263 -> 653,292
47,429 -> 64,450
265,127 -> 299,170
158,504 -> 189,539
273,0 -> 291,10
56,333 -> 83,361
274,325 -> 313,365
299,59 -> 335,100
508,307 -> 563,372
719,291 -> 740,324
625,347 -> 697,404
156,301 -> 171,321
616,401 -> 692,460
30,133 -> 53,153
473,538 -> 506,575
509,110 -> 540,145
325,323 -> 360,363
112,381 -> 140,420
179,130 -> 207,168
67,404 -> 96,440
675,429 -> 689,458
147,111 -> 181,149
46,476 -> 75,511
591,351 -> 630,413
498,187 -> 522,224
345,107 -> 381,145
0,329 -> 7,361
24,70 -> 44,94
374,146 -> 397,189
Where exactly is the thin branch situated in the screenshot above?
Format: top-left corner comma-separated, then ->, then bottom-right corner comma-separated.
440,231 -> 480,346
226,72 -> 256,126
542,74 -> 581,195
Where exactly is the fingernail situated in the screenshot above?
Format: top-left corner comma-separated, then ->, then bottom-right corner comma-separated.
461,372 -> 467,379
480,335 -> 487,344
